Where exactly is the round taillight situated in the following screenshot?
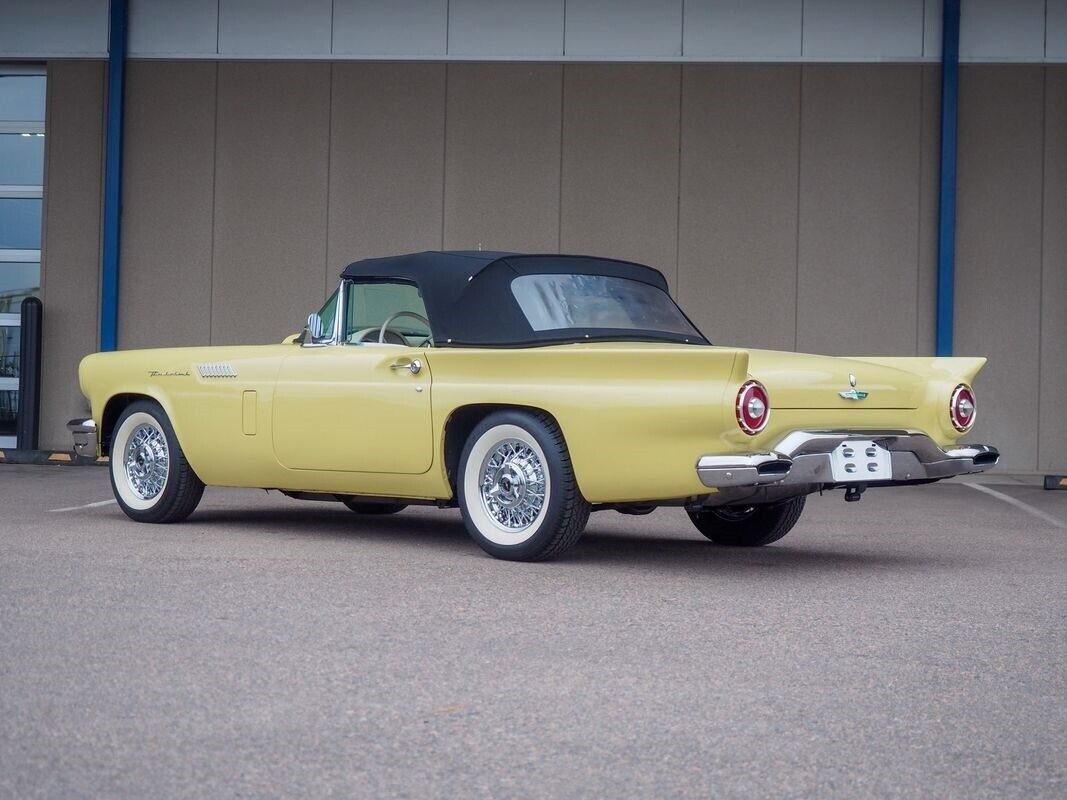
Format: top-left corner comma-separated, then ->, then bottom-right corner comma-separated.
950,384 -> 977,432
736,380 -> 770,435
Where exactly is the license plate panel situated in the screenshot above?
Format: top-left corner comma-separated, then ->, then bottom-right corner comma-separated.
830,439 -> 892,482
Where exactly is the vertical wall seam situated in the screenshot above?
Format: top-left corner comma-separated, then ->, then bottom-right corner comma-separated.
330,0 -> 336,56
921,0 -> 926,58
1036,66 -> 1047,469
440,63 -> 448,249
445,0 -> 451,55
215,0 -> 220,55
562,0 -> 568,56
557,64 -> 565,253
800,0 -> 806,58
793,64 -> 803,351
208,62 -> 220,345
324,62 -> 333,296
674,64 -> 684,292
679,0 -> 686,57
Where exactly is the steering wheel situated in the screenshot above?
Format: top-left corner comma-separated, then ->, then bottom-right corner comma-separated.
349,326 -> 407,345
378,311 -> 433,347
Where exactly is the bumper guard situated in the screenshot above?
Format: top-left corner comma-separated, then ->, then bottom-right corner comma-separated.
67,418 -> 98,458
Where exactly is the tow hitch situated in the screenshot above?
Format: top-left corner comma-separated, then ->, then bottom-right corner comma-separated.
844,484 -> 867,503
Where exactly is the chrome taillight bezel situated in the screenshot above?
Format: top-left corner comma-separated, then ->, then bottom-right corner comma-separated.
950,383 -> 977,432
736,380 -> 771,436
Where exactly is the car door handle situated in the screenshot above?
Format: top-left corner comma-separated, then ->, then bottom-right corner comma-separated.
390,358 -> 422,375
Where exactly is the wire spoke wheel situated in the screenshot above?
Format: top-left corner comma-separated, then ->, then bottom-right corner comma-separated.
123,423 -> 170,500
109,401 -> 204,523
458,413 -> 589,561
479,438 -> 548,533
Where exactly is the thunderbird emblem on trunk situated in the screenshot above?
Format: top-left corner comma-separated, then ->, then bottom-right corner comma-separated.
839,374 -> 868,400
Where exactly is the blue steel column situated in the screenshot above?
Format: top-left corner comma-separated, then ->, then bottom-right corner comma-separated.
100,0 -> 128,352
935,0 -> 961,357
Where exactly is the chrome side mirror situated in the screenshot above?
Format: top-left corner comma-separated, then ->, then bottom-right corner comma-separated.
306,313 -> 325,342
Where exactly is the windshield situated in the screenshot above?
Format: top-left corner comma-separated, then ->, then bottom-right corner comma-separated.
510,274 -> 701,339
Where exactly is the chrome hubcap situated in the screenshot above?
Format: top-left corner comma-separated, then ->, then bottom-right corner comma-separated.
479,439 -> 547,531
123,423 -> 169,500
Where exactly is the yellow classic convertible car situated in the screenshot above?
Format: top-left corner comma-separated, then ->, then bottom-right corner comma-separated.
70,251 -> 998,561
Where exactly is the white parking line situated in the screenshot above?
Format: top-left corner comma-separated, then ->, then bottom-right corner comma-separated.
964,483 -> 1067,530
47,499 -> 117,513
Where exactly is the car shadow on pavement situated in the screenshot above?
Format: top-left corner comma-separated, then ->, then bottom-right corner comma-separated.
183,505 -> 953,575
566,530 -> 954,573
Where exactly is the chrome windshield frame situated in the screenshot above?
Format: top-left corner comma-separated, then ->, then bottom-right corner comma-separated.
302,279 -> 347,347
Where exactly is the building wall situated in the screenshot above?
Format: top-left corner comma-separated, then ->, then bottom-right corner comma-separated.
4,0 -> 1067,62
39,61 -> 105,454
39,60 -> 1067,473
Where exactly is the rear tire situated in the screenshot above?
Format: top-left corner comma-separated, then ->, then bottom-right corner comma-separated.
109,400 -> 204,523
342,499 -> 407,515
458,410 -> 589,561
688,496 -> 806,547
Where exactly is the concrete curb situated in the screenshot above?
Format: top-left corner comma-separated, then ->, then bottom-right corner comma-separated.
0,449 -> 108,467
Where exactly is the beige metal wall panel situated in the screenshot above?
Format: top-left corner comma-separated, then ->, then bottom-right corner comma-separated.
560,64 -> 681,289
327,63 -> 446,284
960,0 -> 1046,61
564,0 -> 683,57
212,62 -> 330,345
218,0 -> 332,56
129,0 -> 219,56
39,62 -> 105,450
802,0 -> 924,60
448,0 -> 564,57
0,0 -> 108,58
1050,1 -> 1067,60
923,0 -> 942,59
682,0 -> 802,59
443,64 -> 562,253
796,65 -> 922,357
1040,67 -> 1067,471
955,66 -> 1045,471
332,0 -> 448,57
119,61 -> 216,350
677,64 -> 800,350
916,65 -> 941,355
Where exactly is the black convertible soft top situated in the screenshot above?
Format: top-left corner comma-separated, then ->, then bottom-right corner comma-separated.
340,251 -> 706,347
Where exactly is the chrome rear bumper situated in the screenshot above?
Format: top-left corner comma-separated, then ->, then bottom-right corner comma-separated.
67,418 -> 98,457
697,431 -> 999,489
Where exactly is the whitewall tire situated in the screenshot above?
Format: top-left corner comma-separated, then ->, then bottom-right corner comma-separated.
458,410 -> 589,561
109,400 -> 204,523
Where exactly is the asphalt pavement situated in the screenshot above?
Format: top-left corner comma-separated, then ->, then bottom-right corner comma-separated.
1,464 -> 1064,799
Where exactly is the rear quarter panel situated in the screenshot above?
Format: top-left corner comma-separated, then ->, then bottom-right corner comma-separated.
426,344 -> 751,504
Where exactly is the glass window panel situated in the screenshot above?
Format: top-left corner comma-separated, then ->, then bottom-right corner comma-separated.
0,198 -> 42,249
0,261 -> 40,313
0,321 -> 19,380
0,390 -> 16,436
0,134 -> 44,184
0,75 -> 46,121
344,281 -> 430,344
511,274 -> 700,336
